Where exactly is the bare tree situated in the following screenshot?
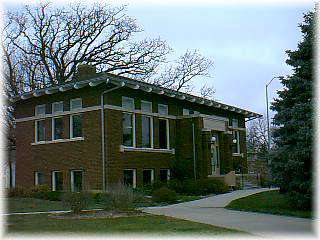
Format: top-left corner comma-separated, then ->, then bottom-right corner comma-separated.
247,117 -> 268,155
200,84 -> 215,100
153,49 -> 214,92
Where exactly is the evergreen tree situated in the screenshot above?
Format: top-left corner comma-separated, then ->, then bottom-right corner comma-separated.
271,11 -> 313,209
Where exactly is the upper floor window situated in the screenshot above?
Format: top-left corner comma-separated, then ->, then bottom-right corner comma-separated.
232,130 -> 240,154
141,115 -> 153,148
232,119 -> 239,128
141,100 -> 152,113
70,114 -> 83,138
159,118 -> 169,149
35,120 -> 46,142
35,104 -> 46,116
52,117 -> 64,140
52,101 -> 64,113
122,97 -> 134,111
122,113 -> 134,147
183,109 -> 190,116
158,104 -> 168,115
70,98 -> 82,111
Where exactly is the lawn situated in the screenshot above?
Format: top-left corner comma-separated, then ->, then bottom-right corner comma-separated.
226,190 -> 312,218
6,214 -> 241,235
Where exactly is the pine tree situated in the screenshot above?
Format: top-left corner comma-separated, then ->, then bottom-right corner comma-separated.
271,11 -> 313,209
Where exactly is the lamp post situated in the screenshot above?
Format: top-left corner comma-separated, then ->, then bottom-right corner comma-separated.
265,77 -> 278,165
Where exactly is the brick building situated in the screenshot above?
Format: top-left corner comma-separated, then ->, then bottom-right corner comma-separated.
12,72 -> 261,191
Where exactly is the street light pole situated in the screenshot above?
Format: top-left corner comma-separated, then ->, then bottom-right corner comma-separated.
265,77 -> 278,165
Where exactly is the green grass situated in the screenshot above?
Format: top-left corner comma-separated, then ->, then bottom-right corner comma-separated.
226,190 -> 312,218
7,198 -> 68,213
6,214 -> 242,235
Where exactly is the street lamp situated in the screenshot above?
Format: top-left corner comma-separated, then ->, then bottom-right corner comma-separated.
265,77 -> 279,165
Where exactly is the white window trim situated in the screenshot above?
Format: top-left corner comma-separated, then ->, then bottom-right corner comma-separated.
52,117 -> 64,141
35,172 -> 39,185
52,171 -> 62,191
141,100 -> 152,113
158,104 -> 168,115
70,98 -> 82,111
70,114 -> 82,139
236,131 -> 240,154
124,169 -> 136,188
70,170 -> 83,192
52,101 -> 64,113
183,109 -> 190,116
123,112 -> 136,147
35,119 -> 46,143
35,104 -> 46,116
143,169 -> 154,184
141,115 -> 153,148
122,96 -> 135,111
160,169 -> 170,181
159,118 -> 170,150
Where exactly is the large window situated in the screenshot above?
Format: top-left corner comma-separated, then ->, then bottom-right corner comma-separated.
70,114 -> 83,138
232,130 -> 240,154
71,170 -> 83,192
35,120 -> 46,142
35,172 -> 45,185
160,169 -> 170,182
141,115 -> 152,148
35,104 -> 46,116
158,104 -> 168,115
70,98 -> 82,110
52,171 -> 63,191
159,119 -> 169,149
122,113 -> 134,146
122,97 -> 134,110
52,101 -> 64,113
123,169 -> 136,188
143,169 -> 154,186
52,117 -> 64,140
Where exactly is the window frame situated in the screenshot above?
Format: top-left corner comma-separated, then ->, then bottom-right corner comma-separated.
123,169 -> 136,188
70,98 -> 82,111
52,117 -> 64,140
122,96 -> 135,111
70,114 -> 83,139
141,100 -> 152,113
35,171 -> 45,185
142,169 -> 154,186
232,118 -> 239,128
51,170 -> 63,191
158,104 -> 168,115
70,170 -> 84,192
122,112 -> 136,147
35,104 -> 46,116
52,101 -> 64,113
160,169 -> 170,182
158,118 -> 170,149
35,119 -> 46,143
141,115 -> 153,148
183,109 -> 190,116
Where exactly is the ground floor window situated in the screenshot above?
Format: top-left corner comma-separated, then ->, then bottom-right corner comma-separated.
70,170 -> 83,192
159,169 -> 170,182
143,169 -> 154,186
52,171 -> 63,191
35,171 -> 45,185
123,169 -> 136,188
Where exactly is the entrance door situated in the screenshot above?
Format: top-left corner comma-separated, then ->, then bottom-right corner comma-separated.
211,134 -> 220,175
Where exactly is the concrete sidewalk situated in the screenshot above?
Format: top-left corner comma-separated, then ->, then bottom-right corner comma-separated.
143,188 -> 314,237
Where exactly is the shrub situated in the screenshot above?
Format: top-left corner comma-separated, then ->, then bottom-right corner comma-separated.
30,185 -> 51,199
152,187 -> 177,203
102,184 -> 141,211
47,191 -> 62,201
92,192 -> 105,203
62,192 -> 92,214
7,187 -> 31,198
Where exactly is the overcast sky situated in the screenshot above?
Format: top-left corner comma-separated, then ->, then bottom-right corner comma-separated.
2,0 -> 314,119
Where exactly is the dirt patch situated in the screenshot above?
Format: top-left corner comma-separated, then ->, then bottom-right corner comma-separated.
49,210 -> 148,220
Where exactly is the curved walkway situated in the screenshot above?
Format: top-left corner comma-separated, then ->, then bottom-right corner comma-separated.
143,188 -> 314,237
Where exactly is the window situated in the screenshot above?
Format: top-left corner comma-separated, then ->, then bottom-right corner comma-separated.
35,120 -> 46,142
52,171 -> 63,191
122,97 -> 134,111
71,170 -> 83,192
143,169 -> 154,186
158,104 -> 168,115
160,169 -> 170,182
142,116 -> 152,148
35,104 -> 46,116
141,101 -> 152,113
35,172 -> 45,185
123,169 -> 136,188
122,113 -> 134,146
70,114 -> 83,138
52,101 -> 64,113
159,119 -> 169,149
232,119 -> 239,128
232,130 -> 240,154
52,117 -> 64,140
70,98 -> 82,110
183,109 -> 190,116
